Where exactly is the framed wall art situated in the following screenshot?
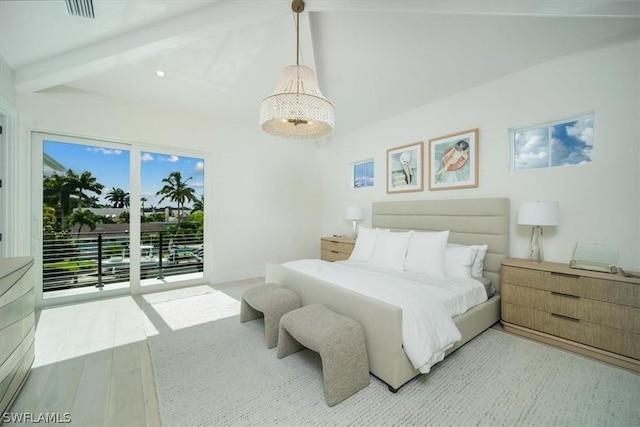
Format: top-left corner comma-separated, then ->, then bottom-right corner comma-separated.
428,129 -> 478,191
386,141 -> 424,194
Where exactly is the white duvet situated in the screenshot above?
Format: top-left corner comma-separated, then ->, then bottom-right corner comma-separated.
281,259 -> 487,373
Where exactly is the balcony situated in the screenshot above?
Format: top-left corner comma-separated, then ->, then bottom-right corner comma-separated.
42,230 -> 203,291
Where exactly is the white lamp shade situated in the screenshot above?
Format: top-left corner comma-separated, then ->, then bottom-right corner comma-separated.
346,206 -> 364,221
517,201 -> 560,226
260,65 -> 335,139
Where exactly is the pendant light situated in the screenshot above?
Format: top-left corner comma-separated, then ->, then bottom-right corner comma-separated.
259,0 -> 335,139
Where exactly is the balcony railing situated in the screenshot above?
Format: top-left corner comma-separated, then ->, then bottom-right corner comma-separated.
43,230 -> 203,291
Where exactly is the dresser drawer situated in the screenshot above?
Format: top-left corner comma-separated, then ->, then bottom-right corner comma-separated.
321,249 -> 350,262
502,282 -> 640,333
502,303 -> 640,359
502,266 -> 640,308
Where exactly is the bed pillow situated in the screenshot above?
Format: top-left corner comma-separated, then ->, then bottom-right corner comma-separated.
445,244 -> 479,278
404,230 -> 449,277
471,244 -> 488,278
368,229 -> 412,272
349,226 -> 377,262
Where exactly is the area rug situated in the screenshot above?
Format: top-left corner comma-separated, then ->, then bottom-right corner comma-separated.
144,290 -> 640,426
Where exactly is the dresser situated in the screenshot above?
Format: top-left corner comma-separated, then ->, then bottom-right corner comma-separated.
501,258 -> 640,372
320,237 -> 355,262
1,257 -> 35,415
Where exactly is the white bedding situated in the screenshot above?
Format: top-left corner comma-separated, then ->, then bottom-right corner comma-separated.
281,259 -> 488,373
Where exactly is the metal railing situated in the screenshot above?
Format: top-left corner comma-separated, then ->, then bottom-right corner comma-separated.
42,230 -> 203,291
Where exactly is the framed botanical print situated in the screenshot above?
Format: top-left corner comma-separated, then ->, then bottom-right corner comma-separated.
386,141 -> 424,193
428,129 -> 478,191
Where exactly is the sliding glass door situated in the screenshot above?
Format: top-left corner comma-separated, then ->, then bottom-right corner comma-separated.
139,150 -> 204,287
34,132 -> 207,302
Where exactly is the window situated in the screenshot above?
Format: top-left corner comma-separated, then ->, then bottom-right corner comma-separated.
353,160 -> 374,188
511,114 -> 594,171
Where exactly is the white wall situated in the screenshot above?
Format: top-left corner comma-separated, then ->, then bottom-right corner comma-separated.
15,88 -> 323,282
320,40 -> 640,269
0,55 -> 16,106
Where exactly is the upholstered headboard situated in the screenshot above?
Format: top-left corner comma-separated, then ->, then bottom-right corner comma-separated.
372,198 -> 509,290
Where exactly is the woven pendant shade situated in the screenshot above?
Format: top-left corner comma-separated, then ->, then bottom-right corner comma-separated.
260,65 -> 335,139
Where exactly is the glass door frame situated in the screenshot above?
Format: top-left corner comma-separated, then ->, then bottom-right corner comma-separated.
32,131 -> 211,308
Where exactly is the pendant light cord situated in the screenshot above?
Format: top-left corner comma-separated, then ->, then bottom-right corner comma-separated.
296,6 -> 300,66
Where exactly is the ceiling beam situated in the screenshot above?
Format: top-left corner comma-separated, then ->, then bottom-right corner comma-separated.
14,1 -> 290,93
304,0 -> 640,17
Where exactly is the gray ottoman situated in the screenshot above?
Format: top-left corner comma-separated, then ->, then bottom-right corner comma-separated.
277,304 -> 370,406
240,283 -> 301,349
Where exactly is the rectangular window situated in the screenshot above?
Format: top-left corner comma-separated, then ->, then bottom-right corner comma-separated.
511,113 -> 594,171
353,160 -> 374,188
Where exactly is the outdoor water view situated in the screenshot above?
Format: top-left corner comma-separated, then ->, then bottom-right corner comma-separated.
42,139 -> 205,293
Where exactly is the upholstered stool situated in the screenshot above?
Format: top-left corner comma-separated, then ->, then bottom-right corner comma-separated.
240,283 -> 301,349
277,304 -> 370,406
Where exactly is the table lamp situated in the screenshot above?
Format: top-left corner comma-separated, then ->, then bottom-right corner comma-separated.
517,201 -> 559,262
346,206 -> 364,238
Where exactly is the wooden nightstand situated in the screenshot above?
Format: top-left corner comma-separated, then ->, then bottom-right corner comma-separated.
320,237 -> 355,262
501,258 -> 640,372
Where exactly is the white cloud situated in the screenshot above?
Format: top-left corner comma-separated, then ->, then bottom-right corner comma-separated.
514,128 -> 549,169
141,152 -> 154,162
87,147 -> 123,155
193,161 -> 204,175
163,155 -> 179,163
190,181 -> 204,188
565,119 -> 594,145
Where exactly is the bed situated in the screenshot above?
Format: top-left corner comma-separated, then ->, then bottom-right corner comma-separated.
265,197 -> 509,391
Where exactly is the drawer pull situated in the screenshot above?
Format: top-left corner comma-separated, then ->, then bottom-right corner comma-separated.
331,250 -> 339,254
551,291 -> 580,300
551,313 -> 580,322
550,272 -> 580,279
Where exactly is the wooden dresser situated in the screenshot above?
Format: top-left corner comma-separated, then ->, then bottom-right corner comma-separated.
320,237 -> 355,262
501,258 -> 640,372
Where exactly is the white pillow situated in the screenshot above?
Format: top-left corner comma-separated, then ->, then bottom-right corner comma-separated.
368,229 -> 412,272
404,230 -> 449,277
471,244 -> 488,277
445,244 -> 479,278
349,226 -> 377,262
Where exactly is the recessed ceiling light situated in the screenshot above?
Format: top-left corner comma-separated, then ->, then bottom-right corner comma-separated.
156,70 -> 166,77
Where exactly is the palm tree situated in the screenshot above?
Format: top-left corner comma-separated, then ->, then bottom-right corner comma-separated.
67,209 -> 98,237
75,170 -> 104,208
191,195 -> 204,212
105,187 -> 130,208
156,171 -> 197,222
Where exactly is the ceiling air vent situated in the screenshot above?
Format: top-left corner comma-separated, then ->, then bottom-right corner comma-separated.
65,0 -> 95,19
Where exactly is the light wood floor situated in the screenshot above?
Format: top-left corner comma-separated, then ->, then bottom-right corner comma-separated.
6,278 -> 263,427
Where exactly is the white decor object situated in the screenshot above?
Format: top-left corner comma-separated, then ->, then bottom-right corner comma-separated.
259,0 -> 335,139
517,201 -> 559,262
346,206 -> 364,238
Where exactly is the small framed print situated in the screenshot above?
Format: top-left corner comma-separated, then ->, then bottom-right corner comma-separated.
428,129 -> 478,191
386,141 -> 424,194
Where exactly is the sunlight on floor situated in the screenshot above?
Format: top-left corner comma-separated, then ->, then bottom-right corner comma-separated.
32,296 -> 145,368
141,286 -> 241,336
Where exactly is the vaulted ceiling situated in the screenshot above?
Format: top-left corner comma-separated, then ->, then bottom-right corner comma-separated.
1,1 -> 639,136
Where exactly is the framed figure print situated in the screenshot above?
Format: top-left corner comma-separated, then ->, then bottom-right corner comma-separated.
386,141 -> 424,194
428,129 -> 478,191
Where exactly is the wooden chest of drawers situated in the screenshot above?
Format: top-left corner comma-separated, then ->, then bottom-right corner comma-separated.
501,258 -> 640,372
320,237 -> 355,262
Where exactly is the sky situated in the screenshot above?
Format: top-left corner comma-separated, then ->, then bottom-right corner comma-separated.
514,117 -> 594,170
44,140 -> 204,208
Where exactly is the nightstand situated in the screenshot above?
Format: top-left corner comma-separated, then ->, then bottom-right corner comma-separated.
501,258 -> 640,372
320,237 -> 355,262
